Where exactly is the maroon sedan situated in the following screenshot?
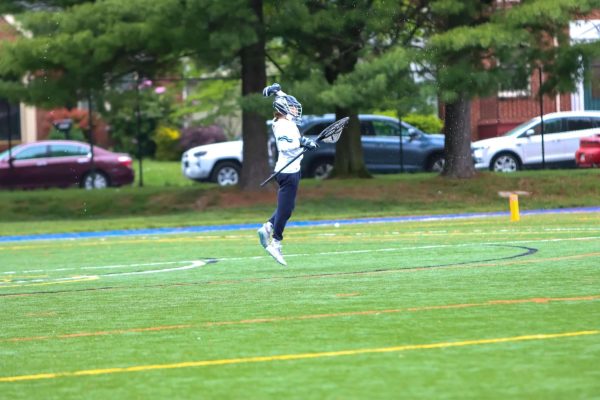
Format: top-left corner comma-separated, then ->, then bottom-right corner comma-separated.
0,140 -> 134,189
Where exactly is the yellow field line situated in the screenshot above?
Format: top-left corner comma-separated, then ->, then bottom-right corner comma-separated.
1,330 -> 597,383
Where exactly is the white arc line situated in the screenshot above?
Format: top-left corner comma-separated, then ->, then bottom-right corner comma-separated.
101,260 -> 207,277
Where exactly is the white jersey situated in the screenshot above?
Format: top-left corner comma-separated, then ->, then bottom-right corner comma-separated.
272,117 -> 303,173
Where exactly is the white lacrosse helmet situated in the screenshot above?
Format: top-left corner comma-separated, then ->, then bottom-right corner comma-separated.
273,95 -> 303,124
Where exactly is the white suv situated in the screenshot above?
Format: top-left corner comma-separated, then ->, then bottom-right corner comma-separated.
472,111 -> 600,172
181,140 -> 243,186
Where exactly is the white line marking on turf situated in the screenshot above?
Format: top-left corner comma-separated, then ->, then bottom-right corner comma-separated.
3,260 -> 206,275
222,236 -> 600,262
102,260 -> 207,277
0,260 -> 207,287
2,236 -> 598,275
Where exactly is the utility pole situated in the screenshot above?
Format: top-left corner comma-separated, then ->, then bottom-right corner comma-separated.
135,74 -> 144,187
539,66 -> 546,169
5,102 -> 12,167
88,92 -> 96,188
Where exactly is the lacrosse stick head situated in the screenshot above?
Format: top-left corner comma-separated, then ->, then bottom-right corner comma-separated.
316,117 -> 349,143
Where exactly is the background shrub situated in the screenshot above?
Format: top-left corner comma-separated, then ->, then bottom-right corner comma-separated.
403,114 -> 444,134
153,126 -> 181,161
47,127 -> 87,142
179,125 -> 227,152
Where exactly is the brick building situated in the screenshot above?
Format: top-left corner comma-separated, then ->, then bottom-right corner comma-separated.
468,10 -> 600,140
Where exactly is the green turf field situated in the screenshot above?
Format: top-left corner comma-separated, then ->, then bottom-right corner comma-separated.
1,212 -> 599,399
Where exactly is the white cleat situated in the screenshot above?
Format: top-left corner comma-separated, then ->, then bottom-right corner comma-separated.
265,239 -> 286,266
257,222 -> 273,249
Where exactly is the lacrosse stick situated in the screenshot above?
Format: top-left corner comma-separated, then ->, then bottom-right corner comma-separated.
260,117 -> 349,187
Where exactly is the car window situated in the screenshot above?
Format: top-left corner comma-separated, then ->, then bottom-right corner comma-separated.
565,117 -> 594,131
592,117 -> 600,128
372,120 -> 400,137
13,145 -> 48,160
505,117 -> 538,137
400,124 -> 411,137
360,121 -> 374,136
542,119 -> 564,134
529,119 -> 563,135
49,144 -> 89,157
301,117 -> 414,137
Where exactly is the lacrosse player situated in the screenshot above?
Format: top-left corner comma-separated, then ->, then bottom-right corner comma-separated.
258,83 -> 318,265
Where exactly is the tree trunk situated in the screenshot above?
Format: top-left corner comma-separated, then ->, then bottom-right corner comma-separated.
331,109 -> 371,178
239,0 -> 270,191
441,96 -> 476,179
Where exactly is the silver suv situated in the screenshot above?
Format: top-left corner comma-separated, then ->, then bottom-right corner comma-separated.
472,111 -> 600,172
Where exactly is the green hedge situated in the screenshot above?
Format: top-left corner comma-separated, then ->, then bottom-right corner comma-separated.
402,114 -> 444,134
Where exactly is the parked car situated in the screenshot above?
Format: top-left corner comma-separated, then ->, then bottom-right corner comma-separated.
0,140 -> 134,189
575,134 -> 600,168
472,111 -> 600,172
182,114 -> 445,186
181,140 -> 243,186
295,114 -> 445,179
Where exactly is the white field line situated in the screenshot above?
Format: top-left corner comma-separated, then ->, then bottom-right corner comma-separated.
101,260 -> 207,277
0,260 -> 207,285
3,235 -> 598,276
222,235 -> 600,262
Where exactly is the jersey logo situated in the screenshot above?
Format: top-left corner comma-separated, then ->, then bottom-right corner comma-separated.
278,136 -> 293,143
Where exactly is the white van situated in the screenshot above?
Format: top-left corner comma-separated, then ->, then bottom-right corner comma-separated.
472,111 -> 600,172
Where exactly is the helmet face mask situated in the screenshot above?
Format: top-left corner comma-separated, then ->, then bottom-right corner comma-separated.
273,95 -> 302,124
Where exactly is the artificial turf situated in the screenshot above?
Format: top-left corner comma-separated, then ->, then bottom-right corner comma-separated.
1,212 -> 599,399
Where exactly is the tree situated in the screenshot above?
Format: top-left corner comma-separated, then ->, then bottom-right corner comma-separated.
240,0 -> 270,190
0,0 -> 184,107
267,0 -> 428,178
422,0 -> 600,178
174,0 -> 274,189
0,0 -> 275,190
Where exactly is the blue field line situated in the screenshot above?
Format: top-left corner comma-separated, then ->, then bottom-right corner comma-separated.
1,206 -> 599,244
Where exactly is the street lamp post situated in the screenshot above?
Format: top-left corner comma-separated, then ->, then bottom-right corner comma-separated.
398,117 -> 405,173
87,92 -> 96,188
538,66 -> 546,169
135,75 -> 144,187
5,102 -> 12,167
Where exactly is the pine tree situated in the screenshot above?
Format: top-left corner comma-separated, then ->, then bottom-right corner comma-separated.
423,0 -> 599,178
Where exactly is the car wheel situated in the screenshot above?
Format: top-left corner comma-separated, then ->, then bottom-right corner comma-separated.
427,154 -> 445,172
81,171 -> 110,189
211,162 -> 240,186
491,153 -> 520,172
310,159 -> 334,180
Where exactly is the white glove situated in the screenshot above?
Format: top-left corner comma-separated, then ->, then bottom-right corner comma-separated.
300,136 -> 319,150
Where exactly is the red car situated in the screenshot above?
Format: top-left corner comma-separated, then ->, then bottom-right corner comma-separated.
575,134 -> 600,168
0,140 -> 134,189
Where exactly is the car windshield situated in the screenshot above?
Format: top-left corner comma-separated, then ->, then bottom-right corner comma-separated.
502,117 -> 539,137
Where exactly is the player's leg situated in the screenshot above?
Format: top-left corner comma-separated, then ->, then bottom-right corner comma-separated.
265,172 -> 300,265
271,172 -> 299,241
